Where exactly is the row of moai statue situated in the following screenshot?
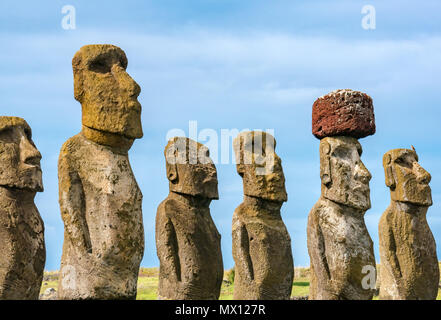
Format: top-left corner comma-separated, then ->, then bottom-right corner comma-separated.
0,44 -> 438,300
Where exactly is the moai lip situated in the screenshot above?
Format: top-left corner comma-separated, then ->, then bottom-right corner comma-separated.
0,116 -> 45,300
156,137 -> 223,300
312,89 -> 375,139
232,131 -> 293,300
379,148 -> 439,300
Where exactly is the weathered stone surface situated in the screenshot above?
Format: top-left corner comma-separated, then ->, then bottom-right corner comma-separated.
312,89 -> 375,139
156,137 -> 223,300
58,44 -> 144,300
307,136 -> 376,300
0,117 -> 45,300
379,148 -> 439,300
232,131 -> 293,300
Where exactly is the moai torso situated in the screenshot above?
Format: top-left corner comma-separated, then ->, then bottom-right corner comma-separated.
58,134 -> 143,299
379,205 -> 438,299
232,131 -> 293,300
0,189 -> 45,300
0,117 -> 45,300
232,200 -> 293,300
308,197 -> 375,300
379,149 -> 439,300
156,194 -> 223,300
156,137 -> 223,300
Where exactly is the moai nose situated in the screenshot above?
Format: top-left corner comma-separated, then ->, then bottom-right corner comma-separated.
414,162 -> 431,184
355,161 -> 372,183
20,135 -> 42,166
111,64 -> 141,98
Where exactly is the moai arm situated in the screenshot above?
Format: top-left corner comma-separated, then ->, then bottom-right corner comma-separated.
307,211 -> 337,298
232,214 -> 254,283
58,147 -> 91,255
379,215 -> 402,285
156,204 -> 181,283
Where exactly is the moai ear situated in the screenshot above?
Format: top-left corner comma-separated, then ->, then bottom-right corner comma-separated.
320,141 -> 332,186
384,154 -> 396,188
233,135 -> 246,177
72,53 -> 85,103
73,74 -> 84,102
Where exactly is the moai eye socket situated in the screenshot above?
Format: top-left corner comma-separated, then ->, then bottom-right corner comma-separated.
356,144 -> 363,156
395,156 -> 412,169
0,127 -> 13,142
332,147 -> 350,160
119,58 -> 127,69
89,57 -> 111,74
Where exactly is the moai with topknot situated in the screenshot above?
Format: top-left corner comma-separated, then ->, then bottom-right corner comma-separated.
0,117 -> 45,300
156,137 -> 223,300
308,89 -> 377,300
232,131 -> 293,300
379,148 -> 439,300
58,44 -> 144,300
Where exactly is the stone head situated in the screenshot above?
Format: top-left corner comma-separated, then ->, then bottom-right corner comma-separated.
383,148 -> 432,206
164,137 -> 218,199
0,117 -> 43,192
73,44 -> 143,140
233,131 -> 287,202
320,136 -> 371,210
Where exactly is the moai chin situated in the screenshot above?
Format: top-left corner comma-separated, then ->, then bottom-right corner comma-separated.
379,148 -> 439,300
0,117 -> 45,300
308,89 -> 376,300
58,44 -> 144,300
232,131 -> 293,300
156,137 -> 223,300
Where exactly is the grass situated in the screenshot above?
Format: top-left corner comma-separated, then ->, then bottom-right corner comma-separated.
136,277 -> 159,300
292,278 -> 310,297
39,266 -> 441,300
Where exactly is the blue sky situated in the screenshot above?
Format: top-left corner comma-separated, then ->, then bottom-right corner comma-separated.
1,0 -> 441,270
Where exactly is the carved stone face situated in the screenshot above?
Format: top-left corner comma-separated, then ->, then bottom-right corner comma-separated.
165,137 -> 218,199
320,136 -> 371,210
234,131 -> 287,202
73,44 -> 143,140
383,148 -> 432,206
0,117 -> 43,192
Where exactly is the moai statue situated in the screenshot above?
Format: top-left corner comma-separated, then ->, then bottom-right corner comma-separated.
232,131 -> 293,300
156,137 -> 223,300
0,117 -> 45,300
308,89 -> 377,300
58,44 -> 144,300
379,148 -> 439,300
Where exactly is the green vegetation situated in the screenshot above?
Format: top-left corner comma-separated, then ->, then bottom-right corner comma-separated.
40,266 -> 441,300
